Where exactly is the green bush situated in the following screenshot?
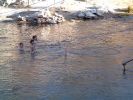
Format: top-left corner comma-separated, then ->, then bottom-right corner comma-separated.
128,5 -> 133,13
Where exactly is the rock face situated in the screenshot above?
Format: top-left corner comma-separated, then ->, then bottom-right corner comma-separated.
17,9 -> 65,24
70,0 -> 133,20
76,7 -> 104,19
33,9 -> 65,24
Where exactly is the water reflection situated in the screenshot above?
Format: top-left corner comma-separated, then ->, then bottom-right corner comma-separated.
0,18 -> 133,100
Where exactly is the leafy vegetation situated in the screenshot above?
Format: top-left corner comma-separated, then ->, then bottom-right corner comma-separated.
128,5 -> 133,13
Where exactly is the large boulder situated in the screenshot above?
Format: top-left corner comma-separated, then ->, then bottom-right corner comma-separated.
76,7 -> 105,19
84,10 -> 97,19
16,9 -> 65,24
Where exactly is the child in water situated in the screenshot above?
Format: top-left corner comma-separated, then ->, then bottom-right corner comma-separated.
19,42 -> 24,51
30,39 -> 36,53
18,42 -> 25,53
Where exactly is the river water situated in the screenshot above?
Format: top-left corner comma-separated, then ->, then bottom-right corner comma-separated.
0,17 -> 133,100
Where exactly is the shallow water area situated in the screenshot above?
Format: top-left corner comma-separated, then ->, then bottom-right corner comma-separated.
0,17 -> 133,100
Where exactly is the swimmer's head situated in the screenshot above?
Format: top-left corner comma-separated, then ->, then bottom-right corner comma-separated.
30,39 -> 34,45
19,42 -> 23,47
32,35 -> 37,41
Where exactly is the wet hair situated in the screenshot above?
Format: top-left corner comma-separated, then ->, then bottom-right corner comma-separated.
32,35 -> 37,41
19,42 -> 23,46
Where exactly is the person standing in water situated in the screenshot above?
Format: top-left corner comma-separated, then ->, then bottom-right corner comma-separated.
30,39 -> 36,54
32,35 -> 38,46
18,42 -> 25,53
30,35 -> 38,54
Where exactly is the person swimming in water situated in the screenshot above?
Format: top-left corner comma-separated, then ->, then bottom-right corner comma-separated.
18,42 -> 25,53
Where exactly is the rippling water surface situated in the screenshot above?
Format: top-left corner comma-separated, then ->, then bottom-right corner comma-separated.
0,18 -> 133,100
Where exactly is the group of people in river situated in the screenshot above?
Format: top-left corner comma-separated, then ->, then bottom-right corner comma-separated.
19,35 -> 37,54
18,34 -> 133,73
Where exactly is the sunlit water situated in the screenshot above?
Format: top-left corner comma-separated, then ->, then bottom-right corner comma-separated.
0,17 -> 133,100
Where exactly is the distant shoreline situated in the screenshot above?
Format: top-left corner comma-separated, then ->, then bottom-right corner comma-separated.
0,0 -> 132,22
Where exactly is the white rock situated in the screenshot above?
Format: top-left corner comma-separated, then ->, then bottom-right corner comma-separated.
17,15 -> 26,21
49,19 -> 57,24
54,13 -> 59,16
53,16 -> 58,21
45,9 -> 52,17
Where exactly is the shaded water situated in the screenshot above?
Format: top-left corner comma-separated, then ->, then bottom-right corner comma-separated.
0,17 -> 133,100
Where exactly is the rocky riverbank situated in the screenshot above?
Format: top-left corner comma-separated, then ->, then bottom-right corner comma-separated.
0,0 -> 133,23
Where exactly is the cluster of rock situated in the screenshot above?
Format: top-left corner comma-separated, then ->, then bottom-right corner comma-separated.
17,9 -> 65,24
75,7 -> 105,19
